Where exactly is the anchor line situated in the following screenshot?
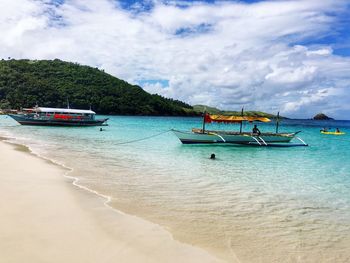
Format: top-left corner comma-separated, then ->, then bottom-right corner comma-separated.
114,129 -> 172,145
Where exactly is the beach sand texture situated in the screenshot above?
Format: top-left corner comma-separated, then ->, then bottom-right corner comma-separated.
0,141 -> 225,263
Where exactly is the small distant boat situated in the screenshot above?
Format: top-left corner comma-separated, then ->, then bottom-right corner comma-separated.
8,107 -> 108,126
320,131 -> 345,135
172,112 -> 308,147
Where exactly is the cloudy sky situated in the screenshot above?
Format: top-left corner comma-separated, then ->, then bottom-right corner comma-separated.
1,0 -> 350,119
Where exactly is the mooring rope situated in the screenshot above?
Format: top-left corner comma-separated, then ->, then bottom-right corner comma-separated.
114,129 -> 172,145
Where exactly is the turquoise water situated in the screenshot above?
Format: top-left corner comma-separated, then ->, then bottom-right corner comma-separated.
1,115 -> 350,262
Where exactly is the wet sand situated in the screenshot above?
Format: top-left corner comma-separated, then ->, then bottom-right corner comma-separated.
0,141 -> 225,263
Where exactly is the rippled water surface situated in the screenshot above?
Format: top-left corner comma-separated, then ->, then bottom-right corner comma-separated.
1,115 -> 350,262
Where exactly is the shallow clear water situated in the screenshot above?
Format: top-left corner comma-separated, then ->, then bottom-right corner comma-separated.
1,115 -> 350,262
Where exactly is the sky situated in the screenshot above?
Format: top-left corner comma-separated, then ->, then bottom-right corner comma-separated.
1,0 -> 350,119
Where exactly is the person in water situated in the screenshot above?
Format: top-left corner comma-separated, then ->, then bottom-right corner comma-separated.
210,153 -> 216,160
252,125 -> 261,135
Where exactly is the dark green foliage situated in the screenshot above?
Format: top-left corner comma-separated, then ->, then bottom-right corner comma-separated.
0,59 -> 195,115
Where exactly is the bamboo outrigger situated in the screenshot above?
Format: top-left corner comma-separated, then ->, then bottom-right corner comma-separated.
172,111 -> 308,147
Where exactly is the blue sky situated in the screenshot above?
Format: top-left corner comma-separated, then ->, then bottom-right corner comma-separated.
1,0 -> 350,119
123,0 -> 350,57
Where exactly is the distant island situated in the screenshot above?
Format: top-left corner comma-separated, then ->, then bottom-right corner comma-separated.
313,113 -> 334,120
0,59 -> 278,118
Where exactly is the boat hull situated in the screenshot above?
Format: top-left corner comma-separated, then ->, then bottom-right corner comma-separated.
172,129 -> 294,145
8,114 -> 108,126
320,131 -> 345,135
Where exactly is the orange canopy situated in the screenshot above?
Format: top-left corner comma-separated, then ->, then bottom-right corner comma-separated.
204,113 -> 270,124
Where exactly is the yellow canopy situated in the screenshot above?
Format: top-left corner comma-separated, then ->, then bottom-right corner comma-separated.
205,114 -> 271,123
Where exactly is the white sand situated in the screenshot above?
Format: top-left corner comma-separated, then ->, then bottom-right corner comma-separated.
0,141 -> 224,263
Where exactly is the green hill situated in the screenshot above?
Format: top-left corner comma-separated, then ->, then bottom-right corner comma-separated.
193,105 -> 282,118
193,105 -> 222,114
313,113 -> 333,120
0,59 -> 195,115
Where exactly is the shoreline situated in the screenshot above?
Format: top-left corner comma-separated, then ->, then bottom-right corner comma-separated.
0,138 -> 226,263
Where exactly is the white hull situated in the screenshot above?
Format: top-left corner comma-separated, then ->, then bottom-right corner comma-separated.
172,129 -> 297,145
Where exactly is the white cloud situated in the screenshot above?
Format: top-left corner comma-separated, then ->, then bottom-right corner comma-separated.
1,0 -> 350,118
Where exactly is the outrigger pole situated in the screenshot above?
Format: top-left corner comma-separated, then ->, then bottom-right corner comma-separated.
239,107 -> 244,134
275,111 -> 280,133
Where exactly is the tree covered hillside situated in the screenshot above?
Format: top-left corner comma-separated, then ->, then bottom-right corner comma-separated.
0,59 -> 195,115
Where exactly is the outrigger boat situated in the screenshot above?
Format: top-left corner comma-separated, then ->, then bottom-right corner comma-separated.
8,106 -> 108,126
172,112 -> 308,147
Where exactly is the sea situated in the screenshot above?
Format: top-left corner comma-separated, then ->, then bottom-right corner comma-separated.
1,115 -> 350,263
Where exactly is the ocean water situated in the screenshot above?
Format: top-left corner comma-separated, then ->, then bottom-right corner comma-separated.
1,115 -> 350,262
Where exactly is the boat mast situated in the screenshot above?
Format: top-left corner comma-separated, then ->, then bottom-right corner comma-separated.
275,111 -> 280,133
202,111 -> 206,133
239,107 -> 244,134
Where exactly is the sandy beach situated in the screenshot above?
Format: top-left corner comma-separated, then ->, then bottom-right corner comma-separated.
0,140 -> 224,263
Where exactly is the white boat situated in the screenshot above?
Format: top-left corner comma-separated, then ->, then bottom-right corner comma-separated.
8,107 -> 108,126
172,113 -> 307,147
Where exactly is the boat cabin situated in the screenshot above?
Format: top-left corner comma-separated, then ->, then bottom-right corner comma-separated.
22,107 -> 96,120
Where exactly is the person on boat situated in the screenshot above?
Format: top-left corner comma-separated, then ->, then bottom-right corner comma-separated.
252,125 -> 261,136
321,127 -> 328,132
336,128 -> 340,133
